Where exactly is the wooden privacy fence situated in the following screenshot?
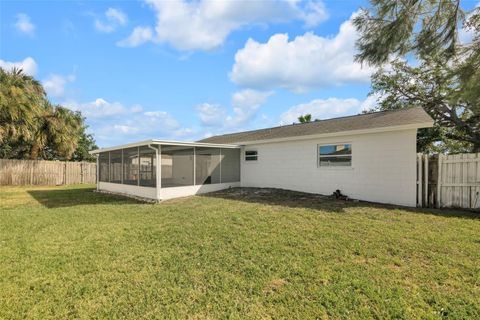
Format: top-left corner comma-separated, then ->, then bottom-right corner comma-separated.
0,159 -> 96,186
417,153 -> 480,210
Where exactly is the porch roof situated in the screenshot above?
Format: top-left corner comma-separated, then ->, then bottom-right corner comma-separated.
89,139 -> 240,154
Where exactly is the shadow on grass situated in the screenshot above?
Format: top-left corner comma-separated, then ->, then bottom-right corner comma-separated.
28,187 -> 141,208
202,187 -> 480,219
201,187 -> 367,213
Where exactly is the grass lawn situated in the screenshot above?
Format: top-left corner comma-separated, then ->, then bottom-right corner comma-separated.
0,185 -> 479,319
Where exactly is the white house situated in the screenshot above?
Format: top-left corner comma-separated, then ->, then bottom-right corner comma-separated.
90,107 -> 433,206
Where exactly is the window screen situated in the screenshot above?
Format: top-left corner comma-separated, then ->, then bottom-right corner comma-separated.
245,150 -> 258,161
161,146 -> 194,187
221,148 -> 240,183
195,147 -> 221,185
123,147 -> 139,185
110,150 -> 122,183
99,152 -> 109,182
318,144 -> 352,167
139,146 -> 156,187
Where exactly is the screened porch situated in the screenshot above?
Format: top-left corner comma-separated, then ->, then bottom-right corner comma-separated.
92,140 -> 241,201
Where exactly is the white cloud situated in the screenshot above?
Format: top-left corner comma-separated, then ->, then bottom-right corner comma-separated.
106,7 -> 127,25
96,110 -> 190,144
113,124 -> 139,134
301,1 -> 328,28
143,111 -> 180,131
117,26 -> 153,47
64,98 -> 128,118
0,57 -> 38,75
130,104 -> 143,113
279,96 -> 377,125
230,11 -> 375,92
125,0 -> 328,50
196,89 -> 272,131
63,97 -> 194,146
196,93 -> 380,140
196,103 -> 226,127
14,13 -> 35,36
459,4 -> 480,44
42,73 -> 75,97
359,93 -> 380,112
227,89 -> 273,127
95,21 -> 115,33
174,127 -> 194,137
459,27 -> 474,44
94,8 -> 127,33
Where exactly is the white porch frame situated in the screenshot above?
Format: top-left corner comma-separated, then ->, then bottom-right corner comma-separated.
90,140 -> 241,201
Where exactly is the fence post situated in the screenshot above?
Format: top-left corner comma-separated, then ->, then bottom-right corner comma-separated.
424,154 -> 428,208
63,162 -> 67,185
96,155 -> 99,191
417,153 -> 422,207
80,162 -> 84,184
30,161 -> 34,185
436,154 -> 442,208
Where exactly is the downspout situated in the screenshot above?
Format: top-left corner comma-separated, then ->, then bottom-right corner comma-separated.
148,144 -> 161,202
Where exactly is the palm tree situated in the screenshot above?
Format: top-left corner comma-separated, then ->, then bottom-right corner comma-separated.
30,102 -> 82,160
1,67 -> 83,160
0,67 -> 45,144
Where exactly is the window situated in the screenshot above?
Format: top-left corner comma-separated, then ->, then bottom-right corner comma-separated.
318,144 -> 352,167
245,150 -> 258,161
161,146 -> 194,187
123,147 -> 139,185
110,150 -> 122,183
99,152 -> 109,182
195,147 -> 221,185
139,146 -> 156,187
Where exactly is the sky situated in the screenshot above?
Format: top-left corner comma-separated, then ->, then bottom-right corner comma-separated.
1,0 -> 478,147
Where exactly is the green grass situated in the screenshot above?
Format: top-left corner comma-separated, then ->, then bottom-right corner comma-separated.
0,185 -> 479,319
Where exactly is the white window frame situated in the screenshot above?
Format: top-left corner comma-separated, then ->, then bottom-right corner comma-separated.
245,150 -> 258,162
317,143 -> 352,168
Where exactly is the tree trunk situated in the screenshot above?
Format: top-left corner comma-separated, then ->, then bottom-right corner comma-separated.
30,143 -> 40,160
471,133 -> 480,153
473,142 -> 480,153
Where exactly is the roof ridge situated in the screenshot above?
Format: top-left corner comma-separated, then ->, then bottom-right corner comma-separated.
200,107 -> 421,140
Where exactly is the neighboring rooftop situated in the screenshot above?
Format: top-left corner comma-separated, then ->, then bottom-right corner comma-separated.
198,107 -> 433,144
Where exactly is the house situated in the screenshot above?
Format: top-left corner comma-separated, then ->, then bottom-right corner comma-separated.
90,107 -> 433,206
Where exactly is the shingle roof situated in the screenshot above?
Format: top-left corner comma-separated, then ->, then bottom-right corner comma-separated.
198,107 -> 433,144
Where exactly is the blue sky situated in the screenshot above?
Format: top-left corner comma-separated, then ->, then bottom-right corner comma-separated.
1,0 -> 477,147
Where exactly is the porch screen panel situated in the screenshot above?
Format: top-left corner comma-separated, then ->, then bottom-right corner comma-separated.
139,146 -> 156,187
221,148 -> 240,183
110,150 -> 122,183
99,152 -> 109,182
195,147 -> 221,185
161,145 -> 194,187
123,147 -> 139,185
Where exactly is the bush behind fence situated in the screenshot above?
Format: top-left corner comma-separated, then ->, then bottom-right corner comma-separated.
0,159 -> 96,186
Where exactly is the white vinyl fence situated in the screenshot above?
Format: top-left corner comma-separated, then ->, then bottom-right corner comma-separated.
417,153 -> 480,210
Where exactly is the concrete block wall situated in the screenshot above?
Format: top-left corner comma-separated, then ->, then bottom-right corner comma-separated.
240,129 -> 418,206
